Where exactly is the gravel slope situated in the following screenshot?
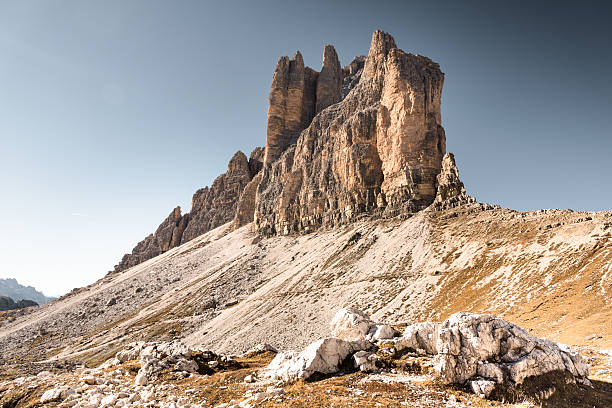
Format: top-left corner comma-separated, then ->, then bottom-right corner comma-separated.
0,204 -> 611,379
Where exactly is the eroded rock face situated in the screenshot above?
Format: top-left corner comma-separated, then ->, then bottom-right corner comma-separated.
341,56 -> 366,98
248,146 -> 264,178
233,147 -> 265,230
233,172 -> 263,230
255,31 -> 448,235
263,45 -> 345,167
263,52 -> 317,166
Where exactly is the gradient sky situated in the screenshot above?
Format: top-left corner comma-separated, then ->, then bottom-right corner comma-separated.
1,1 -> 610,296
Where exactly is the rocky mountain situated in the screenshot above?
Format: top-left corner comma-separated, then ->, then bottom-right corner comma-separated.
0,296 -> 37,311
113,148 -> 264,273
254,31 -> 447,235
0,278 -> 52,305
1,31 -> 611,407
114,30 -> 461,270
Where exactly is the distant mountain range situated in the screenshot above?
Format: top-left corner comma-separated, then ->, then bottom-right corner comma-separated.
0,278 -> 54,306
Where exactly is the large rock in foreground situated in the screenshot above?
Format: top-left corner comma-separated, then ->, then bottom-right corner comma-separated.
264,338 -> 371,382
435,313 -> 591,397
265,308 -> 591,401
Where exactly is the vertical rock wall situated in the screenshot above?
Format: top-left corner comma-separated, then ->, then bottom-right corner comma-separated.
263,47 -> 343,166
254,31 -> 448,235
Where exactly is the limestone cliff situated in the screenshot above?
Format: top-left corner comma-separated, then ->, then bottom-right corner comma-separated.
254,31 -> 448,235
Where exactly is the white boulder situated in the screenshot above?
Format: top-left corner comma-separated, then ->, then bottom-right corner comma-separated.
435,313 -> 591,389
330,308 -> 374,341
398,322 -> 440,355
264,338 -> 371,381
40,388 -> 63,404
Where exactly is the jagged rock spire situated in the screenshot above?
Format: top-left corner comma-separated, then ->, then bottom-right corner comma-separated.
264,51 -> 318,165
315,45 -> 342,113
368,30 -> 397,56
432,153 -> 475,209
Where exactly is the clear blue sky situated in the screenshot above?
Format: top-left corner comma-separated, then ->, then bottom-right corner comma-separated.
1,1 -> 610,296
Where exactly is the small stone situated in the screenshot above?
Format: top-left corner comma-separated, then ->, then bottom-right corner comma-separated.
470,379 -> 496,398
40,388 -> 63,404
82,375 -> 96,385
134,372 -> 148,386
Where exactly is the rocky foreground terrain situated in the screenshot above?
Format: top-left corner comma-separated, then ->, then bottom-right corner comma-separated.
1,203 -> 611,407
0,31 -> 611,406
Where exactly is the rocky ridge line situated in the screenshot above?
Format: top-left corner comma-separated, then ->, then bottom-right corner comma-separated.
113,148 -> 263,273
